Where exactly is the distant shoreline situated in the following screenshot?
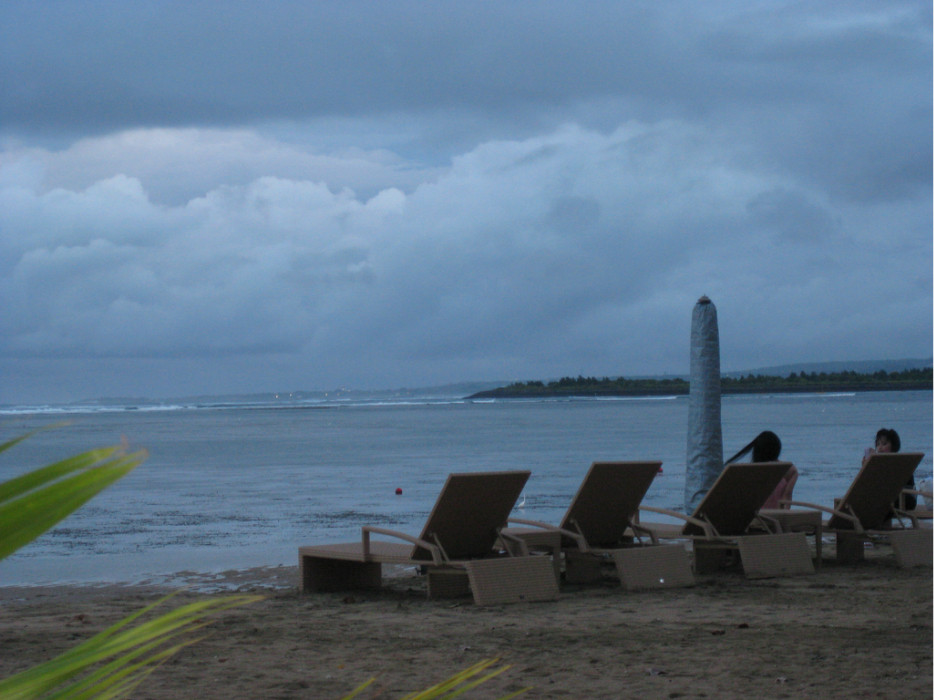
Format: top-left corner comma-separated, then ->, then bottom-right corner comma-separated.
467,368 -> 932,399
468,384 -> 931,399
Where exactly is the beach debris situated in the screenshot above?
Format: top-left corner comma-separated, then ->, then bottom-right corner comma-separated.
776,676 -> 788,684
646,667 -> 667,676
736,622 -> 750,629
710,629 -> 726,636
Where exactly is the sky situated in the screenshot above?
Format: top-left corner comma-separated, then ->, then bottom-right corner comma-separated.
1,1 -> 931,404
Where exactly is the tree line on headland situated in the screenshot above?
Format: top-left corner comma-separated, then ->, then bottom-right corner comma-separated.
467,367 -> 933,399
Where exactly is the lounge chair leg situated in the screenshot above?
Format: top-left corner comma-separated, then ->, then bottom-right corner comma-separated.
564,550 -> 604,583
300,555 -> 382,592
692,544 -> 735,574
426,569 -> 472,599
835,532 -> 866,564
613,545 -> 694,589
889,529 -> 933,568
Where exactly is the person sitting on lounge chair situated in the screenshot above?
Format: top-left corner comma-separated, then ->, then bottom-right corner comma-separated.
726,431 -> 798,509
863,428 -> 916,511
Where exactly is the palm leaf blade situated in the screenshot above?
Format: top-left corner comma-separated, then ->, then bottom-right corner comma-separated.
0,450 -> 145,561
0,446 -> 121,504
0,595 -> 263,698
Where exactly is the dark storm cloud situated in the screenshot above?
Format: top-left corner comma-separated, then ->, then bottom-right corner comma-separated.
3,2 -> 927,128
0,1 -> 930,403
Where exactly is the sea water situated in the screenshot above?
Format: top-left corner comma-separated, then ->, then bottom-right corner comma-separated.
0,390 -> 930,586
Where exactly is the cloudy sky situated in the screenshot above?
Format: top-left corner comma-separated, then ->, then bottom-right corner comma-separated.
1,1 -> 931,403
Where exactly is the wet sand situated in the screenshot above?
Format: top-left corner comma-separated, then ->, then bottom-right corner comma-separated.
1,554 -> 931,699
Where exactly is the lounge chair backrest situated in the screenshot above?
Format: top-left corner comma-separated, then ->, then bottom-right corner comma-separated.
559,461 -> 661,547
413,470 -> 530,561
685,462 -> 793,536
827,453 -> 924,531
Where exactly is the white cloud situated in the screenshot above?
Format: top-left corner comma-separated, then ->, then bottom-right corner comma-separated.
0,128 -> 440,206
0,1 -> 929,402
1,119 -> 928,403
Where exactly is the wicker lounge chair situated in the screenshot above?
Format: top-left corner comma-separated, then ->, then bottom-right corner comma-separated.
638,461 -> 815,578
503,461 -> 694,590
298,470 -> 559,605
785,452 -> 930,567
898,483 -> 933,523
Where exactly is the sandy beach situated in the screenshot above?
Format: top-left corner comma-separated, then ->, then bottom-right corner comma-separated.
1,549 -> 931,700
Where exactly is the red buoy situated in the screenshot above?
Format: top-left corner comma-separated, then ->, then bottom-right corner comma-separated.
395,487 -> 403,495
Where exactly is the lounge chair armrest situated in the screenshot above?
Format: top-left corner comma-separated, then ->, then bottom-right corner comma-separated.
507,517 -> 555,530
362,526 -> 444,565
754,512 -> 781,533
498,530 -> 530,556
507,518 -> 589,551
785,500 -> 834,515
639,505 -> 684,519
890,508 -> 921,528
786,500 -> 861,530
628,521 -> 659,544
638,506 -> 717,538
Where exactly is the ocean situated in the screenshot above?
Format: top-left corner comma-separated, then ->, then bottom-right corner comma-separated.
1,390 -> 931,586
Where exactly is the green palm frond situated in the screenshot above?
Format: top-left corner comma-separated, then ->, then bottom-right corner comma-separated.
0,593 -> 264,700
1,431 -> 261,699
0,423 -> 71,458
402,658 -> 529,700
0,443 -> 147,561
339,678 -> 376,699
343,659 -> 530,700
